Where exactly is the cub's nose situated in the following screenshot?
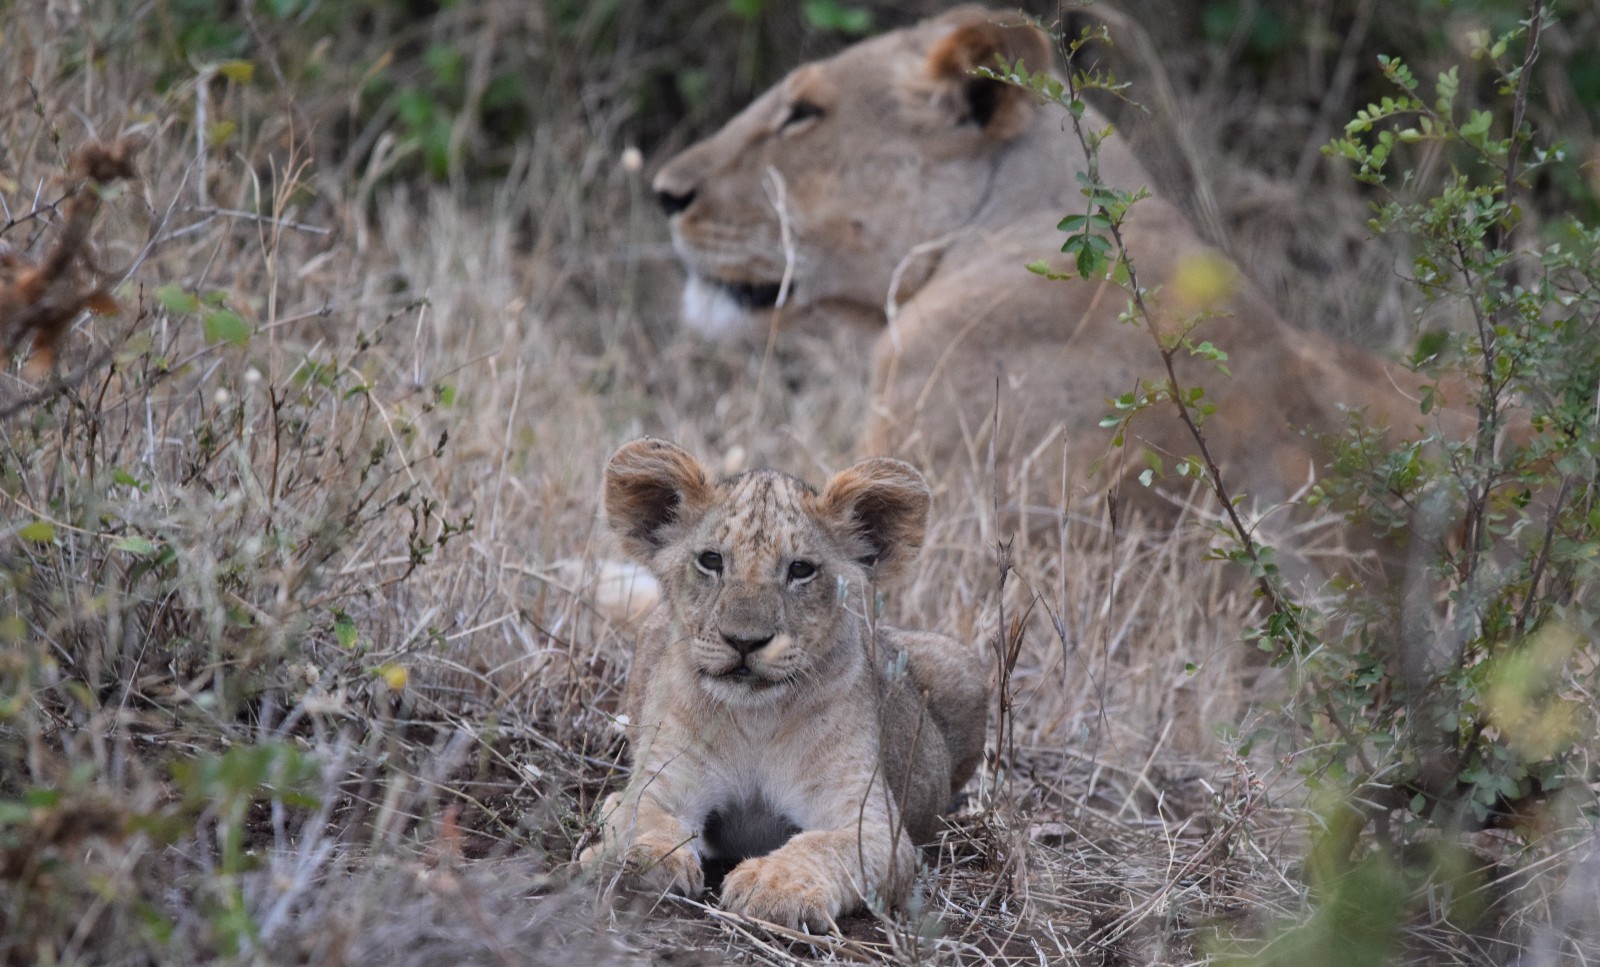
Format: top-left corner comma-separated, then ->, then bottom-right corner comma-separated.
721,632 -> 774,657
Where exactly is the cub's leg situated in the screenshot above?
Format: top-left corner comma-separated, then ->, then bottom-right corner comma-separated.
894,629 -> 988,789
578,790 -> 704,898
718,786 -> 915,930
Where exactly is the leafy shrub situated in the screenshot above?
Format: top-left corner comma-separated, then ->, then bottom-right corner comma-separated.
996,1 -> 1597,958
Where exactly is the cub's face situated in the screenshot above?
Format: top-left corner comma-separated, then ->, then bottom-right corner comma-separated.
665,471 -> 859,705
604,440 -> 930,707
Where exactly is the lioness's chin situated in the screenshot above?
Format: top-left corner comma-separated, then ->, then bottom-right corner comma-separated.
681,274 -> 779,340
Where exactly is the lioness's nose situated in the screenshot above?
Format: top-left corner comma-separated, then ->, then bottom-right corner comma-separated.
654,184 -> 696,216
721,631 -> 774,656
652,160 -> 698,216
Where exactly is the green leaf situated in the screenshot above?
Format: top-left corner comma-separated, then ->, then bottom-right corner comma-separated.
216,60 -> 255,85
1057,213 -> 1111,233
263,0 -> 307,17
395,87 -> 434,130
0,801 -> 33,825
1461,109 -> 1493,143
424,44 -> 465,88
1435,66 -> 1459,115
18,520 -> 55,543
156,284 -> 199,315
1025,259 -> 1072,281
113,536 -> 158,556
801,0 -> 872,35
203,309 -> 251,348
207,120 -> 237,147
334,611 -> 358,649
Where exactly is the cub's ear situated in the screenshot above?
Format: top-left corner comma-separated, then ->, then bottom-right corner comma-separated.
817,458 -> 930,584
604,438 -> 714,562
926,10 -> 1053,140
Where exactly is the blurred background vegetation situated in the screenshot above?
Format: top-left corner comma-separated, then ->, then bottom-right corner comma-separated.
125,0 -> 1600,186
112,0 -> 1600,338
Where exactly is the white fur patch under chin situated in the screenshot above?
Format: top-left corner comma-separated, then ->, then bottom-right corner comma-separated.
681,275 -> 760,340
701,671 -> 791,708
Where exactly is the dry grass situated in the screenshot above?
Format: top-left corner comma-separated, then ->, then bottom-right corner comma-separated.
1,2 -> 1595,965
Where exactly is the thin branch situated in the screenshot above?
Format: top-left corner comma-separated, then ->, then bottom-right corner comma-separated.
184,205 -> 334,237
1054,49 -> 1302,637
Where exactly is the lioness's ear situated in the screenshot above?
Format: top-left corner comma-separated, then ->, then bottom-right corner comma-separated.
604,438 -> 714,562
818,458 -> 930,584
926,11 -> 1053,140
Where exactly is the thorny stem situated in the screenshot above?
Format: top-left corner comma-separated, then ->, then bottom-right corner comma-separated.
1448,0 -> 1543,636
1055,52 -> 1303,642
1500,0 -> 1543,256
1516,476 -> 1572,635
1453,238 -> 1502,585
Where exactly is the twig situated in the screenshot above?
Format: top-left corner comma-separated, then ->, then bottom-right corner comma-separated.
0,344 -> 115,420
184,205 -> 333,236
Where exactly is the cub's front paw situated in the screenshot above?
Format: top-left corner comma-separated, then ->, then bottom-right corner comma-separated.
624,832 -> 704,898
720,852 -> 844,932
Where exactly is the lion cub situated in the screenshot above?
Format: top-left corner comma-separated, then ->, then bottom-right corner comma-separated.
577,438 -> 987,929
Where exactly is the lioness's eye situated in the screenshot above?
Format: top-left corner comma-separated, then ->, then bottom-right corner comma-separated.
780,100 -> 824,131
696,550 -> 724,574
788,560 -> 818,582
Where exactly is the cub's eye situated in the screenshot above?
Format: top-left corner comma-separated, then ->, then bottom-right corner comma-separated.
695,550 -> 724,574
787,560 -> 818,583
780,100 -> 824,131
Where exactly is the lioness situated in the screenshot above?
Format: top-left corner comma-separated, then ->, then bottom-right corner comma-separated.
652,5 -> 1452,526
577,438 -> 987,929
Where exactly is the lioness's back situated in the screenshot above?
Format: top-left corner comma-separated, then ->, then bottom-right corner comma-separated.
651,6 -> 1471,559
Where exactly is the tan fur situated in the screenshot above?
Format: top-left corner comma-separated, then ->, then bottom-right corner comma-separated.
652,6 -> 1467,535
576,439 -> 987,929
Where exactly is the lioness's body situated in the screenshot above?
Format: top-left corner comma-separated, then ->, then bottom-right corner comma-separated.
653,6 -> 1445,521
579,439 -> 986,929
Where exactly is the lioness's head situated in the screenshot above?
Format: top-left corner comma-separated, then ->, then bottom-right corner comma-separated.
604,438 -> 929,706
653,6 -> 1052,338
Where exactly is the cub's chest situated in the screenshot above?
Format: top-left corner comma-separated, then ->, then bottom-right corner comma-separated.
690,704 -> 877,819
